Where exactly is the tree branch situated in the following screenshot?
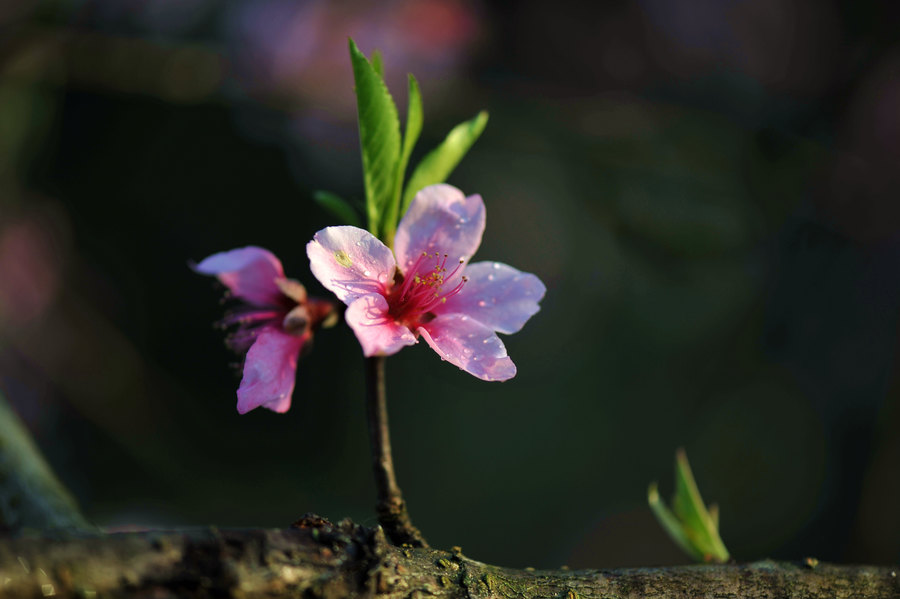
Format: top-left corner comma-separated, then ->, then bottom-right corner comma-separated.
0,515 -> 896,598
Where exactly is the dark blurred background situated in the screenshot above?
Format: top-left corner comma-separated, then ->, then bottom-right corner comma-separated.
1,0 -> 899,569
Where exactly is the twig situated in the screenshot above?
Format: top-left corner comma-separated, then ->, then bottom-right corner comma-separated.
364,356 -> 428,547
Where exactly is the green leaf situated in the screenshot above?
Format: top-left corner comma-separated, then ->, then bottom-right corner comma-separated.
371,50 -> 385,79
399,74 -> 424,186
648,483 -> 705,561
648,449 -> 730,563
383,74 -> 424,247
313,190 -> 361,227
400,110 -> 488,216
672,449 -> 728,560
349,38 -> 401,238
672,448 -> 712,540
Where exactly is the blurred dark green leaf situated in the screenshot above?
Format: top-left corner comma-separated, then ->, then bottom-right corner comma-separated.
313,190 -> 361,227
0,392 -> 94,533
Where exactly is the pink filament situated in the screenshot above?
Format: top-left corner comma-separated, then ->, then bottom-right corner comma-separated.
389,253 -> 467,324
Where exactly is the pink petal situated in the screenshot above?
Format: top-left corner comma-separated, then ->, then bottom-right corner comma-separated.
307,226 -> 396,305
436,261 -> 546,334
195,246 -> 285,307
345,294 -> 418,357
236,328 -> 304,414
418,314 -> 516,381
394,185 -> 485,279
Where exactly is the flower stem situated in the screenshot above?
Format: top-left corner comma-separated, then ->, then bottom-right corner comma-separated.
364,356 -> 429,547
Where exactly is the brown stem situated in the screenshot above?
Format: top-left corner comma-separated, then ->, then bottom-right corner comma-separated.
364,356 -> 428,547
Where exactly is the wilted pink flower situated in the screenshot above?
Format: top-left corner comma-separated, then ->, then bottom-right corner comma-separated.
307,184 -> 545,381
195,247 -> 336,413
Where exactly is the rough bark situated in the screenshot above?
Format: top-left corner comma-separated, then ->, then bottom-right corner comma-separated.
0,515 -> 896,599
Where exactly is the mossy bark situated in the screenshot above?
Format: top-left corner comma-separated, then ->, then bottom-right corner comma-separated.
0,515 -> 896,598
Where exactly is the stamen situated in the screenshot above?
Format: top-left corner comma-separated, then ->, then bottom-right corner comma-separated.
420,275 -> 468,313
399,251 -> 429,299
218,309 -> 282,328
390,253 -> 469,323
445,258 -> 465,281
226,327 -> 261,352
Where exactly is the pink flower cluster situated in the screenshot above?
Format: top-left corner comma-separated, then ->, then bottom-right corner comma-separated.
307,184 -> 545,381
198,184 -> 544,413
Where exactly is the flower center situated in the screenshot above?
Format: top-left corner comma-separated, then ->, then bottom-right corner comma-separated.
388,252 -> 467,326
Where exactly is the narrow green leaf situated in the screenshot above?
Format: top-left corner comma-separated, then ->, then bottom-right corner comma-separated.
383,74 -> 424,247
349,38 -> 401,238
313,190 -> 361,227
400,110 -> 488,216
399,74 -> 424,186
371,50 -> 385,79
649,449 -> 730,563
671,449 -> 730,561
648,483 -> 705,561
672,448 -> 711,539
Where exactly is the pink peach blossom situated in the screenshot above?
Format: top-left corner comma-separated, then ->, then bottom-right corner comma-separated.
195,247 -> 336,413
307,184 -> 544,381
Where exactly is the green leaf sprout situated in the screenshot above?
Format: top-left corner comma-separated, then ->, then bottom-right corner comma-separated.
648,448 -> 730,563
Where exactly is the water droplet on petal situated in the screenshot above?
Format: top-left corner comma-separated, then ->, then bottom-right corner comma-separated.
477,300 -> 487,307
487,274 -> 495,281
492,263 -> 501,269
363,270 -> 371,277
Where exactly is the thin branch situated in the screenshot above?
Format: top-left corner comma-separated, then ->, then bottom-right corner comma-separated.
364,356 -> 428,547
